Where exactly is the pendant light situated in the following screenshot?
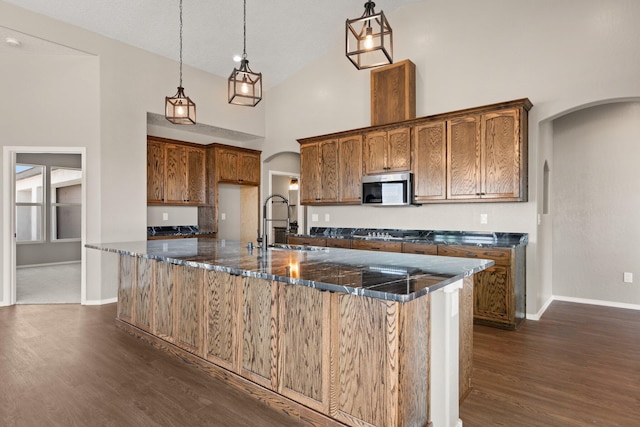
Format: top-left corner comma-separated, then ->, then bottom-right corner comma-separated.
346,1 -> 393,70
165,0 -> 196,124
228,0 -> 263,106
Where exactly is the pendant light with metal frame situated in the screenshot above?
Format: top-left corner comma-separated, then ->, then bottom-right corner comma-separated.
165,0 -> 196,124
345,1 -> 393,70
228,0 -> 263,106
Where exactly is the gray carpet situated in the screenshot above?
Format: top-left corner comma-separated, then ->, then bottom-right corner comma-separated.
16,262 -> 81,304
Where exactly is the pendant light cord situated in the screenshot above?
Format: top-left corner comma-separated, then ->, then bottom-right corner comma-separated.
179,0 -> 183,87
242,0 -> 247,59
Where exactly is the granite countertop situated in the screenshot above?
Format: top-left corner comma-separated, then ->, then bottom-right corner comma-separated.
86,238 -> 493,303
147,225 -> 216,237
293,227 -> 528,248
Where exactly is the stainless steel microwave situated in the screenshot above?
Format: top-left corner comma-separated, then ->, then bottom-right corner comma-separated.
362,172 -> 414,206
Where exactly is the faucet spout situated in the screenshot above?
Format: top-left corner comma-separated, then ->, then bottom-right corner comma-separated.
261,194 -> 290,250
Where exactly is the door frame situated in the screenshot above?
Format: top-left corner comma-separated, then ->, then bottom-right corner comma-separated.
2,146 -> 87,306
267,170 -> 302,243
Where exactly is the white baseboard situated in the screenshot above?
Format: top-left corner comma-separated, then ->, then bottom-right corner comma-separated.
553,295 -> 640,311
17,260 -> 81,269
83,297 -> 117,306
526,295 -> 555,321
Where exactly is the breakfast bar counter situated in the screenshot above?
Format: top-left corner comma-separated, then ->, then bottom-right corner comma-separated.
87,238 -> 493,427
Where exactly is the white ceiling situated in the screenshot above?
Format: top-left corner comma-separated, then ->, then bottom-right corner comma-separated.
4,0 -> 421,88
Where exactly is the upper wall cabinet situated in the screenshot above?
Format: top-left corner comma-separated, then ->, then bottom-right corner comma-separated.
147,137 -> 206,206
297,98 -> 531,206
363,126 -> 411,174
447,106 -> 528,202
216,148 -> 261,186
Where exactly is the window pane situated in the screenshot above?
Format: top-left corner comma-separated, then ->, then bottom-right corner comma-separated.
51,168 -> 82,203
16,165 -> 44,203
52,205 -> 81,240
16,205 -> 43,242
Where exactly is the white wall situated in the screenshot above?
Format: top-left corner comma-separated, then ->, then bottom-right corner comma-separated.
0,1 -> 265,304
552,102 -> 640,304
263,0 -> 640,315
217,184 -> 241,240
147,206 -> 198,227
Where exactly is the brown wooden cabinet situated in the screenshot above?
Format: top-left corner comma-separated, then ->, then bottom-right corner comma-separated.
287,235 -> 327,247
174,265 -> 203,355
402,241 -> 438,255
413,120 -> 447,202
147,138 -> 206,205
338,135 -> 363,203
364,126 -> 411,174
447,107 -> 527,201
300,139 -> 338,204
216,148 -> 261,185
351,239 -> 403,253
437,244 -> 525,329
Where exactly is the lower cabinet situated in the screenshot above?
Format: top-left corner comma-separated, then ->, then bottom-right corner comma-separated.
203,270 -> 240,371
174,265 -> 203,355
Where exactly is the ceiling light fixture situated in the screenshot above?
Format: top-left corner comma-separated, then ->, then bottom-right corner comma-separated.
346,1 -> 393,70
228,0 -> 262,107
165,0 -> 196,124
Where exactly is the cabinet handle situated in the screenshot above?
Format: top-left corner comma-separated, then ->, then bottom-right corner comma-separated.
476,192 -> 482,196
414,250 -> 425,254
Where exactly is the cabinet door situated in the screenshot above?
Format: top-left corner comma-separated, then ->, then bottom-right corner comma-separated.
175,265 -> 203,355
240,277 -> 278,390
204,270 -> 241,371
217,149 -> 239,182
300,143 -> 320,204
386,127 -> 411,172
338,135 -> 363,203
117,255 -> 135,324
165,144 -> 188,204
319,140 -> 339,202
277,284 -> 331,413
287,236 -> 326,246
413,121 -> 447,202
474,266 -> 512,323
447,116 -> 481,199
364,131 -> 388,174
239,152 -> 261,185
351,239 -> 402,252
402,242 -> 437,255
186,147 -> 206,205
481,108 -> 521,199
147,141 -> 165,204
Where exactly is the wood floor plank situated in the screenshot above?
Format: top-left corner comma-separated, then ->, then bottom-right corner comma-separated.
0,304 -> 305,427
460,301 -> 640,426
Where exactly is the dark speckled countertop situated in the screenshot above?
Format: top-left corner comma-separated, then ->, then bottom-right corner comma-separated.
86,238 -> 493,303
294,227 -> 528,248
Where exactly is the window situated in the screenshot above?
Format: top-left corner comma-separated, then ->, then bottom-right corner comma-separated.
51,167 -> 82,241
15,164 -> 45,243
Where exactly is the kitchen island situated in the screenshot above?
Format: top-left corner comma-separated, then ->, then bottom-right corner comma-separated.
87,238 -> 493,427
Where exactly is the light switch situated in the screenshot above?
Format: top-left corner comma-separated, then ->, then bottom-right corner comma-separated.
221,213 -> 226,220
324,213 -> 330,222
162,212 -> 168,221
480,213 -> 488,224
624,272 -> 633,283
311,214 -> 319,222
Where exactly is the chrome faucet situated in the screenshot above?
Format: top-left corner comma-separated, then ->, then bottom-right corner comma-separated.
259,194 -> 290,250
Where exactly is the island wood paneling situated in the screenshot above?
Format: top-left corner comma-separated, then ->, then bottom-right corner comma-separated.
134,257 -> 154,332
153,261 -> 175,342
277,284 -> 331,413
240,277 -> 278,390
331,294 -> 399,427
117,254 -> 135,324
203,270 -> 240,371
175,265 -> 203,355
459,276 -> 474,402
397,293 -> 430,426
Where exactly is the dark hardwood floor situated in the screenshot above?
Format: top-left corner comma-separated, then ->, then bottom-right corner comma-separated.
460,301 -> 640,426
1,301 -> 639,426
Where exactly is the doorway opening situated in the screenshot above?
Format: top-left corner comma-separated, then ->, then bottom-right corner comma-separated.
2,147 -> 86,306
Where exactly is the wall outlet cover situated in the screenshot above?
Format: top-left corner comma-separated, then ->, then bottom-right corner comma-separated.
221,213 -> 226,220
324,213 -> 330,222
624,272 -> 633,283
311,214 -> 319,222
480,213 -> 488,224
162,212 -> 168,221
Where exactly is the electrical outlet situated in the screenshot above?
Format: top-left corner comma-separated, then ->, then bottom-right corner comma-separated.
221,213 -> 226,220
311,214 -> 318,222
162,212 -> 168,221
624,272 -> 633,283
324,213 -> 330,222
480,213 -> 488,224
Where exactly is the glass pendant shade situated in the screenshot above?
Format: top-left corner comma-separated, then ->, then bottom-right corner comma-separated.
165,86 -> 196,124
229,59 -> 263,107
346,1 -> 393,70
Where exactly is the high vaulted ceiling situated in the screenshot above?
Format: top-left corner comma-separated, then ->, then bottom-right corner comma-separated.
4,0 -> 421,89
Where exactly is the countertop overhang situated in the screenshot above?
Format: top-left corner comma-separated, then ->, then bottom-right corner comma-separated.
86,238 -> 493,303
